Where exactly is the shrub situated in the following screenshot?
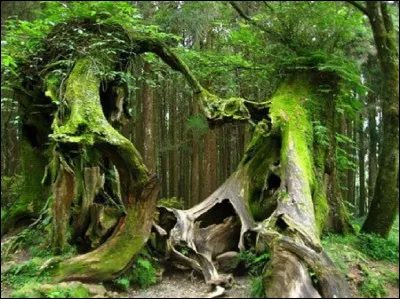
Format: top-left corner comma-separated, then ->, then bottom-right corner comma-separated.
356,233 -> 399,263
113,277 -> 130,292
2,258 -> 50,289
238,250 -> 270,276
359,267 -> 387,298
130,257 -> 157,289
250,276 -> 265,298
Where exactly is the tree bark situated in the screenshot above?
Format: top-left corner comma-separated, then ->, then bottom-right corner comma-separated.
361,2 -> 399,237
346,120 -> 356,207
155,74 -> 350,298
202,130 -> 218,199
367,80 -> 378,206
46,58 -> 160,281
358,112 -> 366,216
142,62 -> 156,172
191,100 -> 200,207
323,80 -> 354,234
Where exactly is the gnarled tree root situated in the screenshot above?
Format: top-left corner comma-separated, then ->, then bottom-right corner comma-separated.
48,57 -> 160,281
154,75 -> 351,298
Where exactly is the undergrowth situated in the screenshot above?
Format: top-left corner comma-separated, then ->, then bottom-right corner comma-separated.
322,216 -> 399,298
238,250 -> 270,297
112,248 -> 158,291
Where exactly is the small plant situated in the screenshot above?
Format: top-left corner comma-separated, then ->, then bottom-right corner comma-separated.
359,267 -> 387,298
178,246 -> 189,256
130,257 -> 157,289
238,250 -> 270,276
113,277 -> 130,292
356,233 -> 399,263
10,282 -> 90,298
250,276 -> 265,298
158,197 -> 184,209
2,258 -> 50,289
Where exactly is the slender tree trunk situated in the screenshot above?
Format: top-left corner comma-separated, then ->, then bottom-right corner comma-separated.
168,82 -> 176,198
339,114 -> 348,200
202,130 -> 218,199
358,113 -> 366,217
346,120 -> 355,206
324,83 -> 354,234
362,2 -> 399,237
366,60 -> 379,207
142,62 -> 156,172
191,99 -> 200,207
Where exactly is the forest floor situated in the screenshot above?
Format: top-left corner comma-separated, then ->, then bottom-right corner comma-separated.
129,270 -> 250,298
1,246 -> 398,298
1,218 -> 399,298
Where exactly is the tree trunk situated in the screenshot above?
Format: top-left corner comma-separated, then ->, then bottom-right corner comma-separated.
367,80 -> 378,206
365,55 -> 380,207
47,58 -> 160,281
346,120 -> 355,207
323,80 -> 354,234
155,74 -> 350,298
142,62 -> 156,171
362,2 -> 399,237
358,113 -> 366,216
10,18 -> 352,290
191,100 -> 200,207
202,130 -> 218,199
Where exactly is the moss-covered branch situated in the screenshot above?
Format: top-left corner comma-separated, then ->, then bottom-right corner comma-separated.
130,35 -> 270,123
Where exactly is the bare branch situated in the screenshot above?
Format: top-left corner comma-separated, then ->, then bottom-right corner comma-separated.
229,1 -> 274,34
346,1 -> 369,17
229,1 -> 254,23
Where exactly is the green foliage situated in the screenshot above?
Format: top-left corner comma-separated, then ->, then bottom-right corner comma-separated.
250,276 -> 265,298
113,277 -> 130,292
336,132 -> 358,174
10,282 -> 90,298
158,196 -> 184,209
1,227 -> 45,262
130,257 -> 157,289
1,208 -> 8,224
359,266 -> 387,298
1,1 -> 177,93
184,114 -> 210,137
238,250 -> 270,276
312,121 -> 329,148
1,175 -> 23,207
356,233 -> 399,263
2,258 -> 50,289
323,219 -> 399,298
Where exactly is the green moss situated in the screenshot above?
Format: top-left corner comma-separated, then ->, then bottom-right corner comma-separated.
45,72 -> 62,105
245,127 -> 281,221
269,76 -> 315,190
50,57 -> 149,188
249,74 -> 329,247
313,184 -> 329,236
199,89 -> 251,120
158,197 -> 184,209
53,189 -> 156,281
10,282 -> 91,298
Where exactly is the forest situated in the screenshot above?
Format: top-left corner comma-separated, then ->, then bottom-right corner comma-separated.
0,1 -> 398,298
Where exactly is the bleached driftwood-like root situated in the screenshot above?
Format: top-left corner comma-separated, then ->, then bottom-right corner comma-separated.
154,75 -> 350,298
